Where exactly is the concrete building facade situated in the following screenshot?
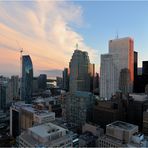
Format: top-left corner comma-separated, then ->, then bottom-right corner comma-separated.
10,102 -> 55,137
100,37 -> 134,99
18,122 -> 73,147
69,49 -> 90,92
100,54 -> 118,99
98,121 -> 147,147
65,91 -> 95,129
109,37 -> 134,84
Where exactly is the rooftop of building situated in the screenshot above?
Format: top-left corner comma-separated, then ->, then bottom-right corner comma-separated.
73,91 -> 93,97
107,121 -> 138,131
80,131 -> 97,139
129,93 -> 148,102
74,49 -> 88,54
99,135 -> 123,146
33,96 -> 60,103
28,122 -> 66,138
11,101 -> 30,109
20,129 -> 71,146
11,101 -> 55,117
109,37 -> 133,42
34,110 -> 55,118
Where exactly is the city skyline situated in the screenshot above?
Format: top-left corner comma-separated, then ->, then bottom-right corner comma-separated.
0,1 -> 148,77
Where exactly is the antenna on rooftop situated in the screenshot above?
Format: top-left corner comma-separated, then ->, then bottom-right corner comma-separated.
116,29 -> 119,39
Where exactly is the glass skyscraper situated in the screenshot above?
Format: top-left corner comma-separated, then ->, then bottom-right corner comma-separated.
21,55 -> 33,104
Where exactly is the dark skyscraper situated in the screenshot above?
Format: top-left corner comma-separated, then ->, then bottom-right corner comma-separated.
134,60 -> 148,93
21,55 -> 33,104
134,51 -> 138,77
143,61 -> 148,76
38,74 -> 47,90
133,51 -> 138,92
119,68 -> 131,94
62,68 -> 69,91
0,83 -> 6,110
89,63 -> 95,92
69,48 -> 91,92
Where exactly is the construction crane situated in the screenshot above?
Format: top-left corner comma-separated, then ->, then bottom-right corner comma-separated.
16,40 -> 23,58
16,40 -> 24,100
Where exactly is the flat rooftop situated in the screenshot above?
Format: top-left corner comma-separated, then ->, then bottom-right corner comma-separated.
28,122 -> 66,138
107,121 -> 138,131
11,101 -> 31,110
129,93 -> 148,102
12,102 -> 54,117
74,91 -> 93,97
34,111 -> 55,118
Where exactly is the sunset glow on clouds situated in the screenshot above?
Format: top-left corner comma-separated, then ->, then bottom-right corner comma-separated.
0,1 -> 98,77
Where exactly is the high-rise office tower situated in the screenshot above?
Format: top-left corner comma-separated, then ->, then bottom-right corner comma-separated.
94,73 -> 99,91
100,54 -> 118,99
11,75 -> 19,100
33,77 -> 39,93
119,68 -> 131,94
134,51 -> 138,77
133,51 -> 138,92
69,47 -> 93,92
38,74 -> 47,90
62,68 -> 69,91
6,79 -> 13,103
100,37 -> 134,99
0,82 -> 6,111
65,91 -> 95,128
21,55 -> 33,104
56,77 -> 63,88
89,63 -> 95,92
142,61 -> 148,75
109,37 -> 134,89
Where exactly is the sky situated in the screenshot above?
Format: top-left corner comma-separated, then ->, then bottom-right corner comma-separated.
0,0 -> 148,77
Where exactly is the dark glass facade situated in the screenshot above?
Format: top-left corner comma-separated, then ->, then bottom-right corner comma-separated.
0,84 -> 6,110
143,61 -> 148,75
62,68 -> 69,91
38,74 -> 47,90
12,110 -> 20,138
21,55 -> 33,104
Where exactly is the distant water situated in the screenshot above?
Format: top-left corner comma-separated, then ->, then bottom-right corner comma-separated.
47,76 -> 56,80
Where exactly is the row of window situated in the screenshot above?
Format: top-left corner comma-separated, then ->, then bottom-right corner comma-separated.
98,139 -> 118,148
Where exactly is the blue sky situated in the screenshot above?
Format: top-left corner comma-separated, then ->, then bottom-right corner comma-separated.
0,1 -> 148,76
73,1 -> 148,66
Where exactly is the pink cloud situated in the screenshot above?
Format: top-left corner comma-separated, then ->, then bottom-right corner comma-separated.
0,1 -> 98,76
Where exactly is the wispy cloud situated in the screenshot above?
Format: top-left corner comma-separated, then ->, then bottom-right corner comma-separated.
0,1 -> 98,76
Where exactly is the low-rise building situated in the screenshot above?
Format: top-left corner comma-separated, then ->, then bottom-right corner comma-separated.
18,122 -> 73,147
82,123 -> 104,137
79,131 -> 98,147
98,121 -> 148,147
10,102 -> 55,137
